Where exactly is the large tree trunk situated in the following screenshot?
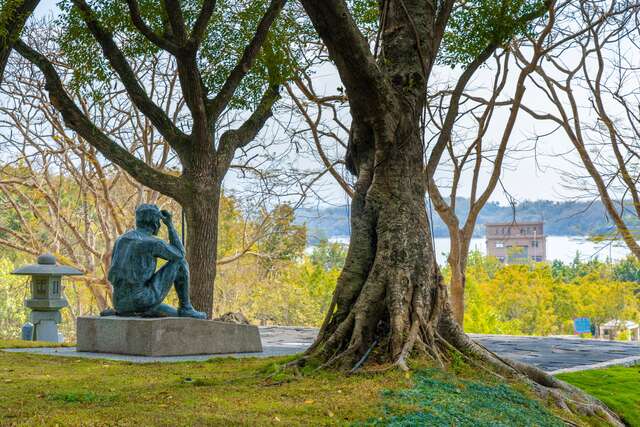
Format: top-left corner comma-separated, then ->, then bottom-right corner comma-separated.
183,185 -> 221,318
306,114 -> 447,371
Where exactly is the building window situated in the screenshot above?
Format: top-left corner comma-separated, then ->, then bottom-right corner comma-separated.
496,241 -> 504,248
531,240 -> 539,247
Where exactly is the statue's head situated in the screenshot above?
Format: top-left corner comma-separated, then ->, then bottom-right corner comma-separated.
135,204 -> 162,235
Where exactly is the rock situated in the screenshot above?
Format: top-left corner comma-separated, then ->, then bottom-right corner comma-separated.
215,312 -> 250,325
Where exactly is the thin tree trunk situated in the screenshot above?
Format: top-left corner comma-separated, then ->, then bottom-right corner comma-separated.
184,187 -> 220,318
448,233 -> 469,327
449,261 -> 466,327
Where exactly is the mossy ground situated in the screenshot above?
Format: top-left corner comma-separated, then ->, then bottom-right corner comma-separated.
0,340 -> 614,426
558,365 -> 640,427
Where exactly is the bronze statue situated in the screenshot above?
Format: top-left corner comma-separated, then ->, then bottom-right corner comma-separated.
103,204 -> 205,319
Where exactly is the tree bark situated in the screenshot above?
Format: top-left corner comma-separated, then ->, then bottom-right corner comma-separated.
183,184 -> 221,318
448,253 -> 467,327
308,114 -> 448,371
0,0 -> 41,83
446,229 -> 471,326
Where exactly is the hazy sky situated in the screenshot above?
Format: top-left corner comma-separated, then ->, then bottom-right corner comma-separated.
27,1 -> 589,207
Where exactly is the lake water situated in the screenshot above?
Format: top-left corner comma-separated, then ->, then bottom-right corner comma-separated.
322,235 -> 632,265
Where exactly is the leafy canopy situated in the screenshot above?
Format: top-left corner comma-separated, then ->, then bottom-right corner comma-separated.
56,0 -> 311,108
347,0 -> 547,66
441,0 -> 547,66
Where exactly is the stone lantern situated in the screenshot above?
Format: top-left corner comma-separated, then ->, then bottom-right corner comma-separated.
12,253 -> 82,342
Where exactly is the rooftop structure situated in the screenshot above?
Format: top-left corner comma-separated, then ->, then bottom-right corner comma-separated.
485,221 -> 546,264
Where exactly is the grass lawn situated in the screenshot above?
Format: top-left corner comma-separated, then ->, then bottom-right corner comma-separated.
0,340 -> 601,426
558,365 -> 640,427
0,340 -> 72,350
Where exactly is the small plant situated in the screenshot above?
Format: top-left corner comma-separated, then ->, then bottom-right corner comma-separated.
45,391 -> 113,404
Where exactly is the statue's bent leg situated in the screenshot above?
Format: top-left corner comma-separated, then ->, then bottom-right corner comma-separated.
147,259 -> 205,319
148,259 -> 189,305
141,304 -> 178,317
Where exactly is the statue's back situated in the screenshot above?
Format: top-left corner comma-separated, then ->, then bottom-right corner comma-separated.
108,230 -> 158,287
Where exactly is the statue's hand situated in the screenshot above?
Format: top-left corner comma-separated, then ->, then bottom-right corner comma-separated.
160,209 -> 173,225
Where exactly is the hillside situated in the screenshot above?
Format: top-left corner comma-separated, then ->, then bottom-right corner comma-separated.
296,199 -> 615,243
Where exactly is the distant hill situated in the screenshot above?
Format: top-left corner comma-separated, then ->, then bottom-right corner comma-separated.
295,198 -> 615,243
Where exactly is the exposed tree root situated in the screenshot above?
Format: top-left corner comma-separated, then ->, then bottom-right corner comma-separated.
298,288 -> 624,426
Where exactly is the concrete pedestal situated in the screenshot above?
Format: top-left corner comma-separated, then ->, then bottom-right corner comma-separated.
30,310 -> 64,343
77,316 -> 262,356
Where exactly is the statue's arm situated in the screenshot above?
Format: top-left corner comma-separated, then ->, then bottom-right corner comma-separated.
151,239 -> 183,261
165,220 -> 185,257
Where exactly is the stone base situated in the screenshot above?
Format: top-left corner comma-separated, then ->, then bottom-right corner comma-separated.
76,316 -> 263,356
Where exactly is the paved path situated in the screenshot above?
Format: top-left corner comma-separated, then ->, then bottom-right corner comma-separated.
469,334 -> 640,374
4,327 -> 640,374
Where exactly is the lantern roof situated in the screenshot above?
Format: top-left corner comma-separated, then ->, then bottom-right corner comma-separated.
12,253 -> 83,276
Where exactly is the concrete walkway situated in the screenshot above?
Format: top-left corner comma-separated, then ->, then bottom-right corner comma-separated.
4,327 -> 640,374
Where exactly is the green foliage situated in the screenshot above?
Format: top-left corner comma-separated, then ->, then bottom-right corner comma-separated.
216,256 -> 338,326
56,0 -> 308,107
0,258 -> 29,339
613,255 -> 640,283
366,369 -> 564,426
558,366 -> 640,427
347,0 -> 379,36
309,239 -> 347,271
440,0 -> 547,66
46,391 -> 116,404
462,252 -> 640,336
256,204 -> 307,269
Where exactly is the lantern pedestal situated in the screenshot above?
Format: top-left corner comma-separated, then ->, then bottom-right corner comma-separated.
27,309 -> 65,342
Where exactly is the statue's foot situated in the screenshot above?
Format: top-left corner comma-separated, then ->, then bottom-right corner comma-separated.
178,306 -> 206,319
100,308 -> 117,317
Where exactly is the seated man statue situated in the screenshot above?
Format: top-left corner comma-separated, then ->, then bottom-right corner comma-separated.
104,204 -> 205,319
